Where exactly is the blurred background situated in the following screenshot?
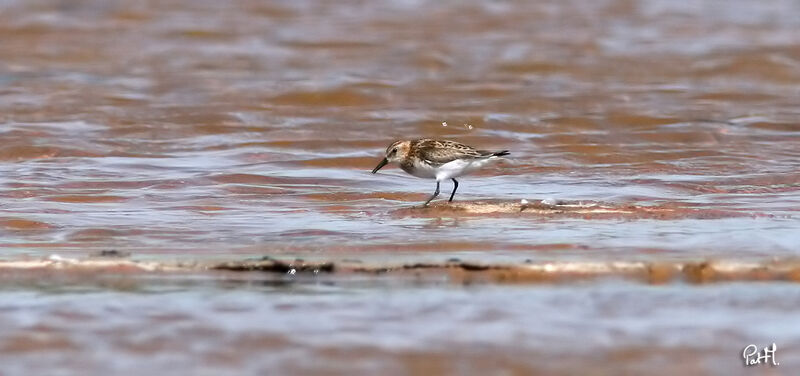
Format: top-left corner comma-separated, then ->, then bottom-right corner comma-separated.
0,0 -> 799,375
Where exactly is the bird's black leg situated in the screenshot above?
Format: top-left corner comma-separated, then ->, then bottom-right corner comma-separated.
423,181 -> 440,207
449,178 -> 459,202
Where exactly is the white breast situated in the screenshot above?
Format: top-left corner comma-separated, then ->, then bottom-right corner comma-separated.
404,160 -> 438,179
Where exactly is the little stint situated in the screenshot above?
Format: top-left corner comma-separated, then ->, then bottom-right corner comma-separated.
372,139 -> 509,206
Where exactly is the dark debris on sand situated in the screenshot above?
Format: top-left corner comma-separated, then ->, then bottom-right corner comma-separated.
211,256 -> 335,274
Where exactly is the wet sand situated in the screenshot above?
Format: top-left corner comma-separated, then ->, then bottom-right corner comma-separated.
1,0 -> 800,374
6,252 -> 800,285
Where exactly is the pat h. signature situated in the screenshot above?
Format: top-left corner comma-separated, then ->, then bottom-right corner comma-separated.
743,343 -> 778,366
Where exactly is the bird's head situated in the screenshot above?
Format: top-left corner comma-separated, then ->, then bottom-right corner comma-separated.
372,140 -> 411,173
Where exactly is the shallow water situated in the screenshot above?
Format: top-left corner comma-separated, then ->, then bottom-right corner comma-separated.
0,274 -> 797,375
1,0 -> 799,374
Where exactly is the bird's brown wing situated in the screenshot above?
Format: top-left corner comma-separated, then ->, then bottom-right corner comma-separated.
414,139 -> 482,166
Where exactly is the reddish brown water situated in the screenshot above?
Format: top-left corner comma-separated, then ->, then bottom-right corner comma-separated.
1,0 -> 799,374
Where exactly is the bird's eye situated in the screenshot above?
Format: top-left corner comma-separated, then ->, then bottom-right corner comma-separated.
390,148 -> 398,155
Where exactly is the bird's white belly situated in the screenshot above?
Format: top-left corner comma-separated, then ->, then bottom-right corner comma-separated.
435,159 -> 485,180
405,157 -> 499,180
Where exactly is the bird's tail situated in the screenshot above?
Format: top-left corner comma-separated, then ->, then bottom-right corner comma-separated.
492,150 -> 510,157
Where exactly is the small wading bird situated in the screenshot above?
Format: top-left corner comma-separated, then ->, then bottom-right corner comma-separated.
372,139 -> 509,206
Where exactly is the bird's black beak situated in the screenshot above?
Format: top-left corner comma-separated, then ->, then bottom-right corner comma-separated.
371,158 -> 388,174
